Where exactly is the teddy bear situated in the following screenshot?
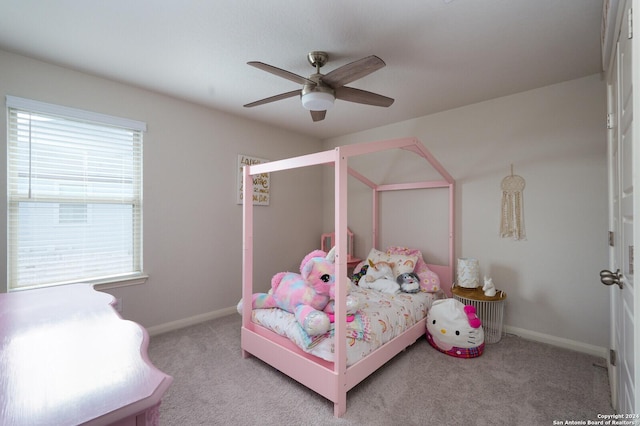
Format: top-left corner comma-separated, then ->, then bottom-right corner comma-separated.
252,247 -> 358,336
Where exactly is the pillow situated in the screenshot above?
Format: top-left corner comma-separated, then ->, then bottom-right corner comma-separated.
386,246 -> 441,293
366,248 -> 418,278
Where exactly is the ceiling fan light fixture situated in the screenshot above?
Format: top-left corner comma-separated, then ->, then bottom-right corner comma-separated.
301,91 -> 334,111
245,52 -> 393,121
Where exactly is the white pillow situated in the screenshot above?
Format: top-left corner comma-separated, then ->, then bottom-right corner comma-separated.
366,248 -> 418,278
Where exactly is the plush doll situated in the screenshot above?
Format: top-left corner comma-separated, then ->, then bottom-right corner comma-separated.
396,272 -> 421,293
426,299 -> 484,358
252,248 -> 358,336
357,259 -> 400,294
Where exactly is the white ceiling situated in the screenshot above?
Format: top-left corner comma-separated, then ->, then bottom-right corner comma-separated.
0,0 -> 604,140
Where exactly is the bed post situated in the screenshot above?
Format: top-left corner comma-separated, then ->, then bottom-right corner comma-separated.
448,181 -> 455,295
241,165 -> 254,358
333,147 -> 348,417
372,187 -> 379,250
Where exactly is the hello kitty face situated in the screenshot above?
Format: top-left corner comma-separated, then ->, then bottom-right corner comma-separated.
427,299 -> 484,350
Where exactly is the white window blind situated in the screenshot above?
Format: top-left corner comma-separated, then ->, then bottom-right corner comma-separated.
6,96 -> 146,291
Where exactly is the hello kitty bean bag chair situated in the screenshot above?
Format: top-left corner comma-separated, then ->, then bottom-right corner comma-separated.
426,299 -> 484,358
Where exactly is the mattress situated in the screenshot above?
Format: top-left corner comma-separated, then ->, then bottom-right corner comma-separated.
243,283 -> 436,366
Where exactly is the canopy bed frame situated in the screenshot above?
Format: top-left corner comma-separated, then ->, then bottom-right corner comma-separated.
241,137 -> 455,417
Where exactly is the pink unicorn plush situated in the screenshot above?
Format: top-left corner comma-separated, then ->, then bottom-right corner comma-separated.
252,248 -> 358,336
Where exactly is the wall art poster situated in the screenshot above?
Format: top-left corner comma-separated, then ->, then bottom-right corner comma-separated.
237,154 -> 270,205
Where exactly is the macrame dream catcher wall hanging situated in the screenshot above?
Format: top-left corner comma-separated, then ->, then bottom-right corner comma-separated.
500,165 -> 526,240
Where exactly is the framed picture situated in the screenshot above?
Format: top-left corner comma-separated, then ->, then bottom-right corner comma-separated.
237,154 -> 270,205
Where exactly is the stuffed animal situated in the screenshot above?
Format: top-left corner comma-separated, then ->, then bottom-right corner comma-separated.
252,248 -> 358,336
426,299 -> 484,358
351,263 -> 369,284
357,259 -> 400,294
396,272 -> 421,293
385,246 -> 441,293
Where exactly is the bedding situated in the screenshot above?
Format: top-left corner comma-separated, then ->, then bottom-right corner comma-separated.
355,246 -> 441,293
243,282 -> 437,366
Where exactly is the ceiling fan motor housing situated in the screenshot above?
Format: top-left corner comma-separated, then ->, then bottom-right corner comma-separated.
307,51 -> 329,69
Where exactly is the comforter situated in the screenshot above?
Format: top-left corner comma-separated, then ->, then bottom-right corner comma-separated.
243,283 -> 436,366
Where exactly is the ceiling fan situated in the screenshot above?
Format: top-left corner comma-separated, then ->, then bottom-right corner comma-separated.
243,51 -> 394,122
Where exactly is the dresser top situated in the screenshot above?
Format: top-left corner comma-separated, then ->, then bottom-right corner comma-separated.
0,283 -> 172,425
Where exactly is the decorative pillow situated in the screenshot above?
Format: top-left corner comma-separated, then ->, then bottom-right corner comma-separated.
386,246 -> 441,293
426,299 -> 484,358
366,248 -> 418,278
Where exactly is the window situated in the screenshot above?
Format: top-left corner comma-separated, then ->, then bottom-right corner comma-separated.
6,96 -> 146,291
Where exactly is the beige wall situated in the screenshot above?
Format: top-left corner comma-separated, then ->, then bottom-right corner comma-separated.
0,49 -> 323,328
323,74 -> 609,351
0,48 -> 610,353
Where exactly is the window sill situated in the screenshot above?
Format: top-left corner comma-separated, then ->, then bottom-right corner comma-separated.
93,274 -> 149,290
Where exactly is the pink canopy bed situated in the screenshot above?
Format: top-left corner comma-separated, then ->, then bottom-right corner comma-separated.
240,137 -> 455,417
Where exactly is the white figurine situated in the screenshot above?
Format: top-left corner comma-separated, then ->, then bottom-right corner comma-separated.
483,276 -> 497,297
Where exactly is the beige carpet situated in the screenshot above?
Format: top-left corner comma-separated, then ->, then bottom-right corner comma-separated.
148,314 -> 612,425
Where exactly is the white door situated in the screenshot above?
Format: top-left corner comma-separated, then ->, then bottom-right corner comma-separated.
605,23 -> 620,409
604,0 -> 638,414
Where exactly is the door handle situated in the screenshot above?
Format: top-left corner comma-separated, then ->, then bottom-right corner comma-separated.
600,269 -> 623,289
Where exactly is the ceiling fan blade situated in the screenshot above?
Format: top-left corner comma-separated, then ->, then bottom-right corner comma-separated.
247,61 -> 316,86
321,55 -> 386,88
310,110 -> 326,122
335,86 -> 394,107
243,90 -> 301,108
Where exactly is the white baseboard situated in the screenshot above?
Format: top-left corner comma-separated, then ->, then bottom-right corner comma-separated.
146,309 -> 609,361
146,306 -> 238,337
505,325 -> 608,359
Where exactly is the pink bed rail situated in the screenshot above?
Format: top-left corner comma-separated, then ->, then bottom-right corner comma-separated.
241,137 -> 455,417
